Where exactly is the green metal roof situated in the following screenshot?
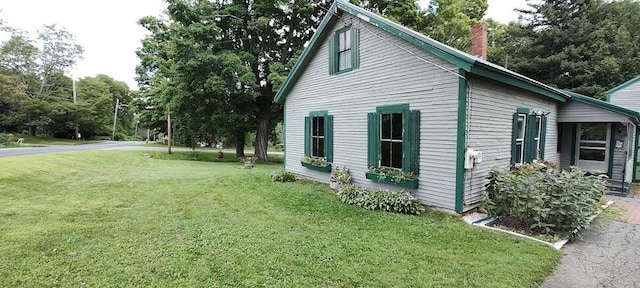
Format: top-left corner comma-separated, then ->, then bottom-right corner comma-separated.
274,0 -> 569,103
562,90 -> 640,123
606,76 -> 640,102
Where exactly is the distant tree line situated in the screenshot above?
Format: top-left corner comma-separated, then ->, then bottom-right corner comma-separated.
0,22 -> 134,139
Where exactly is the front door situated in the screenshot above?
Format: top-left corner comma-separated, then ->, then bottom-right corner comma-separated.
576,123 -> 610,173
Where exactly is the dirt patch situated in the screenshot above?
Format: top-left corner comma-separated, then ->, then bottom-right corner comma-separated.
614,201 -> 640,225
68,251 -> 89,260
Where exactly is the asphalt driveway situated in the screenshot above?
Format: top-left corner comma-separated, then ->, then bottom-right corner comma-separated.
542,197 -> 640,288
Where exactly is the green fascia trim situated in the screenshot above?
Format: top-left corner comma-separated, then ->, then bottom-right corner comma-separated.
376,104 -> 409,114
455,69 -> 467,213
364,172 -> 419,189
309,110 -> 329,117
562,90 -> 640,123
283,102 -> 287,168
275,0 -> 570,105
607,125 -> 616,178
516,107 -> 530,114
470,65 -> 567,103
335,1 -> 475,71
301,162 -> 332,172
570,124 -> 577,165
606,76 -> 640,98
273,2 -> 338,103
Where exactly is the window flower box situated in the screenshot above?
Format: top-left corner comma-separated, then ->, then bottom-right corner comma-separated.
365,172 -> 419,189
301,162 -> 332,172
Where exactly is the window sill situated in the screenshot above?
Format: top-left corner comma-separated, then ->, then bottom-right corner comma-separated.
301,162 -> 332,172
365,172 -> 419,189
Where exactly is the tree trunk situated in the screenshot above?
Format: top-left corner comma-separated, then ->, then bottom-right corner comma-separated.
254,102 -> 271,161
28,126 -> 36,136
235,130 -> 245,158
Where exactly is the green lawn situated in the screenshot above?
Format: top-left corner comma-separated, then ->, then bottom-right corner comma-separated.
19,135 -> 99,145
0,151 -> 561,287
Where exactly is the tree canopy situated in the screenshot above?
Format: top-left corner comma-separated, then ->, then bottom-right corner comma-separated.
487,0 -> 640,98
0,21 -> 133,139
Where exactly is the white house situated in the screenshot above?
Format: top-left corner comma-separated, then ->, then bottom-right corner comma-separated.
275,0 -> 640,212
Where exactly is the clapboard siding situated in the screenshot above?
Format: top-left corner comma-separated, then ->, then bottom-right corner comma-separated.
558,101 -> 629,123
463,75 -> 561,208
609,78 -> 640,112
625,126 -> 636,182
284,14 -> 460,210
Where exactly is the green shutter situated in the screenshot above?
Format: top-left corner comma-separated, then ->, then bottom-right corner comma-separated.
540,116 -> 547,160
524,115 -> 537,162
328,35 -> 336,75
325,115 -> 334,163
405,110 -> 420,174
511,113 -> 518,165
351,28 -> 360,69
304,116 -> 311,156
367,112 -> 379,168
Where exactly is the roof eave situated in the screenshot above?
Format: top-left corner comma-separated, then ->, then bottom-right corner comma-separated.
605,76 -> 640,100
469,64 -> 568,103
564,90 -> 640,123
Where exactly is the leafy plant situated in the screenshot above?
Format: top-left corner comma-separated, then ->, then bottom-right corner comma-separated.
367,166 -> 416,183
481,162 -> 607,239
331,166 -> 352,185
336,184 -> 423,215
300,156 -> 328,167
0,133 -> 15,147
269,170 -> 296,182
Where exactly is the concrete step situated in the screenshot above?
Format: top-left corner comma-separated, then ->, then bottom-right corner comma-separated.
607,179 -> 629,196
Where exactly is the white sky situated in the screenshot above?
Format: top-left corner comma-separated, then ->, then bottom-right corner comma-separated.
0,0 -> 528,90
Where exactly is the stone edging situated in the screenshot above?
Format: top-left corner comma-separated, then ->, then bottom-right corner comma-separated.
462,201 -> 615,250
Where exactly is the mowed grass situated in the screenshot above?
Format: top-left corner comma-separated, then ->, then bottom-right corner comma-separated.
20,135 -> 98,145
0,151 -> 561,287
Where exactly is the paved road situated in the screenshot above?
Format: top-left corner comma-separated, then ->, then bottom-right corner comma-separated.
0,141 -> 144,157
542,197 -> 640,288
0,142 -> 283,157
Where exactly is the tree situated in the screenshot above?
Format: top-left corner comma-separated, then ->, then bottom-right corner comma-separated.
491,0 -> 640,98
137,0 -> 332,159
423,0 -> 488,51
35,25 -> 84,97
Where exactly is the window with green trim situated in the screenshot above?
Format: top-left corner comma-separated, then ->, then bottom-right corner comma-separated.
511,108 -> 548,165
367,105 -> 420,174
304,111 -> 333,162
329,26 -> 360,75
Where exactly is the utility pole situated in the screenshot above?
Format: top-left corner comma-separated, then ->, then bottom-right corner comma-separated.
167,109 -> 172,154
73,78 -> 79,140
112,98 -> 120,141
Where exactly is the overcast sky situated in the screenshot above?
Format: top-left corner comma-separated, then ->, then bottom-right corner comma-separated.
0,0 -> 528,90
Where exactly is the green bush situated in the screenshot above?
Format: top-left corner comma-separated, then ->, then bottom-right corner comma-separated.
0,133 -> 16,147
481,162 -> 607,239
270,170 -> 296,182
336,184 -> 423,215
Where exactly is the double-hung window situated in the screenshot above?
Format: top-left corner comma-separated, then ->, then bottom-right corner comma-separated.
311,116 -> 325,158
329,26 -> 360,74
511,108 -> 548,165
514,113 -> 527,165
367,104 -> 420,174
303,111 -> 333,171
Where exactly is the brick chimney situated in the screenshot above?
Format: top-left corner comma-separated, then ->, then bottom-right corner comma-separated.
471,24 -> 488,60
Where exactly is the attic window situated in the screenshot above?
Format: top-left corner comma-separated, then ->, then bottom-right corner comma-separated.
329,26 -> 360,75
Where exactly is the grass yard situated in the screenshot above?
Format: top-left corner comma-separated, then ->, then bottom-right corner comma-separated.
19,135 -> 98,146
0,151 -> 561,287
